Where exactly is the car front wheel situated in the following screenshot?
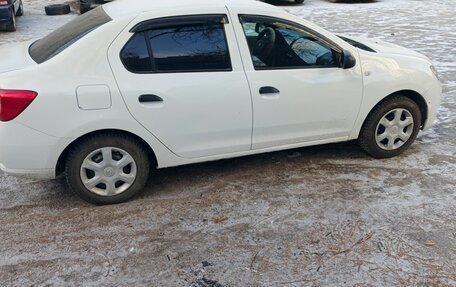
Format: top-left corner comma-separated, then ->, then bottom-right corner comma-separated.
359,96 -> 422,158
65,133 -> 150,205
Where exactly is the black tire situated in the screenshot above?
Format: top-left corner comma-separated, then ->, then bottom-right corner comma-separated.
359,95 -> 422,159
80,0 -> 92,14
80,5 -> 91,14
45,4 -> 71,16
16,0 -> 23,16
3,10 -> 16,32
295,0 -> 305,3
65,133 -> 150,205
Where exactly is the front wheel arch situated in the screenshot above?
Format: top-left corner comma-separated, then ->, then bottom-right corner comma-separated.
360,90 -> 428,135
358,94 -> 422,158
56,129 -> 157,177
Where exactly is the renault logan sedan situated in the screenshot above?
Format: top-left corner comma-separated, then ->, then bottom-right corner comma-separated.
0,0 -> 441,204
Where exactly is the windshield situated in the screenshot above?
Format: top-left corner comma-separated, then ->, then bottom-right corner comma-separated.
29,7 -> 112,64
338,35 -> 376,53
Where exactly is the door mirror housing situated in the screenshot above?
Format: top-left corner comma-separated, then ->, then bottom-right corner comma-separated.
341,50 -> 356,69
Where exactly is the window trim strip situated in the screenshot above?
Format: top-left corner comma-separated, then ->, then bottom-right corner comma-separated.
121,15 -> 233,74
130,14 -> 229,33
239,14 -> 342,53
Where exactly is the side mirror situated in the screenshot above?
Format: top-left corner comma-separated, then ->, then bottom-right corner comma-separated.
341,50 -> 356,69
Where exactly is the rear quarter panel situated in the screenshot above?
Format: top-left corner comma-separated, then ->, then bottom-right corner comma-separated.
0,15 -> 176,170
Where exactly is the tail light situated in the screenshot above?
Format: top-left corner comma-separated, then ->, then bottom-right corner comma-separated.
0,90 -> 38,122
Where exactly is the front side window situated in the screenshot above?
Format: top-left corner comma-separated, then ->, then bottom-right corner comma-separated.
239,15 -> 340,70
120,17 -> 232,73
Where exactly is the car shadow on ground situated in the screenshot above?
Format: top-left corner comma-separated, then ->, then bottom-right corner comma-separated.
141,140 -> 365,197
43,138 -> 422,207
13,140 -> 363,210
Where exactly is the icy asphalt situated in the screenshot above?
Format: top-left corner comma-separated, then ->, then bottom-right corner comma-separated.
0,0 -> 455,285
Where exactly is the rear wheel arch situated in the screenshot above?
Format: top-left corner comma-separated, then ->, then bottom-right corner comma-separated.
56,129 -> 158,177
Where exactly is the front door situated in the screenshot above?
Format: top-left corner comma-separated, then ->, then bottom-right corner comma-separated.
235,14 -> 363,149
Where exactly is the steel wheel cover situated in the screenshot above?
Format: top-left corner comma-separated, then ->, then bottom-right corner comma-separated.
80,147 -> 137,196
375,108 -> 414,151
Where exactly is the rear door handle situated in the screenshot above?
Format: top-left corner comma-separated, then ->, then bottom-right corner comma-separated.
259,86 -> 280,95
139,94 -> 163,103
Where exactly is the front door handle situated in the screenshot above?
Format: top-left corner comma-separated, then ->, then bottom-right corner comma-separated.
139,94 -> 163,103
259,86 -> 280,95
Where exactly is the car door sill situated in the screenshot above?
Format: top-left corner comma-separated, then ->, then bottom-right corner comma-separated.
158,136 -> 350,169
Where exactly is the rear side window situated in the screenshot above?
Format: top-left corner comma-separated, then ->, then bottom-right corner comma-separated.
149,24 -> 231,72
29,7 -> 112,64
120,16 -> 232,73
120,32 -> 152,72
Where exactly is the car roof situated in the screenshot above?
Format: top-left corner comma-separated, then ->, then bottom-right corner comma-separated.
103,0 -> 274,19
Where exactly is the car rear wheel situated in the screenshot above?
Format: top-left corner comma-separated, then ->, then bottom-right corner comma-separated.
16,0 -> 23,16
359,95 -> 422,158
65,133 -> 150,205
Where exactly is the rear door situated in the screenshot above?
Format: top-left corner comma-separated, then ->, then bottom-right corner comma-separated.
108,9 -> 253,158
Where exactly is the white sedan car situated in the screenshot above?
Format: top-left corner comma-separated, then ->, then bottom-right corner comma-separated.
0,0 -> 441,204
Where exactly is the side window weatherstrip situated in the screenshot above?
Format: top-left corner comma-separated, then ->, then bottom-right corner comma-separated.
131,14 -> 229,33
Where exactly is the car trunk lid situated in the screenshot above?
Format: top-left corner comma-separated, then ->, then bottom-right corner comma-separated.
0,40 -> 38,74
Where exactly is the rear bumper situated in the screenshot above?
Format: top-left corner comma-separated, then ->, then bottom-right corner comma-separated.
0,6 -> 13,22
0,163 -> 55,179
0,121 -> 73,180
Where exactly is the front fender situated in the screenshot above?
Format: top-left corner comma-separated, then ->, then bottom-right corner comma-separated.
349,51 -> 437,139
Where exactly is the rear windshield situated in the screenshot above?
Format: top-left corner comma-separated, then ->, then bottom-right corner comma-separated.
29,7 -> 112,64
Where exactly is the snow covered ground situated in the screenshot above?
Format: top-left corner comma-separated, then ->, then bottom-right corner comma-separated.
0,0 -> 76,43
0,0 -> 455,286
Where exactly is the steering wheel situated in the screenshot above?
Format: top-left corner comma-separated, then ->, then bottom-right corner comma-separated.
253,27 -> 276,58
